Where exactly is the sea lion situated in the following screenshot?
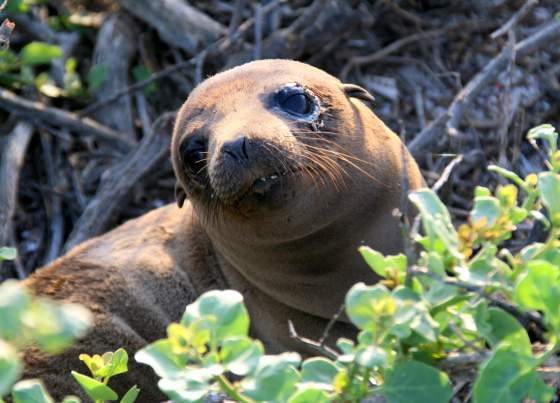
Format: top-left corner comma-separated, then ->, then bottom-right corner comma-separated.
21,59 -> 424,401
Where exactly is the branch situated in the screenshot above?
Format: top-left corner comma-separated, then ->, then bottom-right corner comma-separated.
0,88 -> 133,152
63,112 -> 176,251
117,0 -> 225,54
408,20 -> 560,160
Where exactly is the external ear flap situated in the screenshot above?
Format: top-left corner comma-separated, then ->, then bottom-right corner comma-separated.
175,181 -> 187,208
341,83 -> 375,105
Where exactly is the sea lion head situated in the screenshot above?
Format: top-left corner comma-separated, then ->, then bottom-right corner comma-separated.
172,59 -> 415,245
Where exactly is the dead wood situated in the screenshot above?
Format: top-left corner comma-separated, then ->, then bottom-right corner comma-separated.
91,13 -> 137,139
63,112 -> 176,252
0,121 -> 33,278
225,0 -> 359,68
117,0 -> 225,55
0,87 -> 133,152
408,20 -> 560,161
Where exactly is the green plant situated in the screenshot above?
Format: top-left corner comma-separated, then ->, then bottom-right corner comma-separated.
0,249 -> 138,403
135,124 -> 560,402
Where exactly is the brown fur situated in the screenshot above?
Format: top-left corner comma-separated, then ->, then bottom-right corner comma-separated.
22,60 -> 424,401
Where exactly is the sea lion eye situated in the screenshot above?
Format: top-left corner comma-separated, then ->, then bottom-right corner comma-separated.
180,134 -> 207,175
275,85 -> 314,117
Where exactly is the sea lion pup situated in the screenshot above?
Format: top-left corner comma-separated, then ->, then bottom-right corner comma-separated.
22,59 -> 424,400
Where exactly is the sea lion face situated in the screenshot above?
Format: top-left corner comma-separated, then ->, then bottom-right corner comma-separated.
172,60 -> 381,243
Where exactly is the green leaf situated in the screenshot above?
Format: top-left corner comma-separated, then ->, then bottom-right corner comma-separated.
345,283 -> 394,331
131,65 -> 157,95
514,260 -> 560,330
61,397 -> 81,403
242,353 -> 301,402
220,336 -> 263,376
158,369 -> 213,403
20,42 -> 63,66
471,196 -> 500,227
377,360 -> 452,403
527,124 -> 558,154
335,338 -> 354,355
0,340 -> 22,397
119,385 -> 140,403
11,380 -> 54,403
0,280 -> 31,341
96,348 -> 129,379
0,247 -> 16,261
300,357 -> 338,385
71,371 -> 118,401
473,344 -> 544,403
358,246 -> 406,279
476,307 -> 531,355
287,387 -> 331,403
538,172 -> 560,224
135,339 -> 185,379
181,290 -> 250,346
31,300 -> 92,353
409,189 -> 461,259
87,64 -> 108,93
355,345 -> 388,369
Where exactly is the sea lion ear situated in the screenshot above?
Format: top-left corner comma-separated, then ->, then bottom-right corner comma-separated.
341,83 -> 375,105
175,181 -> 187,208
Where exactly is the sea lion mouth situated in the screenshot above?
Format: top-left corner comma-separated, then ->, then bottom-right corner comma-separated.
251,169 -> 296,195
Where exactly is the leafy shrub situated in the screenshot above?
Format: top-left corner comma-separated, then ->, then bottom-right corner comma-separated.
2,125 -> 559,402
0,250 -> 138,403
135,124 -> 560,402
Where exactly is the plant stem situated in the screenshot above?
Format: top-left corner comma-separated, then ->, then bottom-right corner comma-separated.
217,374 -> 253,403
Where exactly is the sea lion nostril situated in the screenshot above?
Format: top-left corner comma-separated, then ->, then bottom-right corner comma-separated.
222,136 -> 249,161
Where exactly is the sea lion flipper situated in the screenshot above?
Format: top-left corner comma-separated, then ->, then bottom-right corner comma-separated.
341,83 -> 375,105
175,181 -> 187,208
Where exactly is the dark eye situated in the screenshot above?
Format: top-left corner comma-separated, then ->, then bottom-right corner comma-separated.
276,86 -> 314,116
281,93 -> 311,115
180,134 -> 207,175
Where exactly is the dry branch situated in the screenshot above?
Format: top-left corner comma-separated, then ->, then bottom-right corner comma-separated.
408,20 -> 560,161
340,20 -> 495,81
117,0 -> 225,55
0,88 -> 133,152
0,121 -> 33,278
79,0 -> 284,118
63,112 -> 176,252
91,14 -> 137,139
490,0 -> 539,39
226,0 -> 359,68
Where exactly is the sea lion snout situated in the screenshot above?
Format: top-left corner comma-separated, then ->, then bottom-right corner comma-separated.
221,136 -> 249,162
208,135 -> 297,203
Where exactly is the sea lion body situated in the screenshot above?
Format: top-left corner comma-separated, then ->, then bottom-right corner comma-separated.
21,60 -> 424,401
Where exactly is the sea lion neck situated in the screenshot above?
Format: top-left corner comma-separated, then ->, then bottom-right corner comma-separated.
202,195 -> 403,321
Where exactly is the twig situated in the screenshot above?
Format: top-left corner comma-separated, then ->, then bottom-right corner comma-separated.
318,303 -> 346,346
0,121 -> 33,279
490,0 -> 539,39
78,0 -> 285,118
39,132 -> 63,265
91,14 -> 137,139
226,0 -> 357,68
340,20 -> 494,80
431,155 -> 464,194
408,20 -> 560,160
439,351 -> 490,369
117,0 -> 225,54
0,87 -> 133,152
253,3 -> 263,60
288,320 -> 338,360
228,0 -> 247,37
411,267 -> 546,332
63,112 -> 176,251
